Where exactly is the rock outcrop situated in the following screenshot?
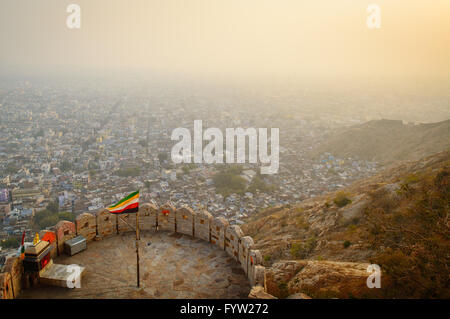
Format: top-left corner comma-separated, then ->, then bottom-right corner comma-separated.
265,260 -> 379,299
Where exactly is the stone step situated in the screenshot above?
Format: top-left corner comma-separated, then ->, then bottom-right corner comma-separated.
40,264 -> 86,288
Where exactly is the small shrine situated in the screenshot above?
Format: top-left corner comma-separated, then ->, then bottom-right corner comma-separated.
23,233 -> 86,289
23,234 -> 53,275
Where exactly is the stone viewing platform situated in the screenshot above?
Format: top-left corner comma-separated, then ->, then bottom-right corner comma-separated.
1,203 -> 268,299
20,232 -> 250,299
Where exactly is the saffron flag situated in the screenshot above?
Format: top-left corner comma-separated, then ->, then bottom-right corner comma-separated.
106,190 -> 140,214
42,231 -> 56,244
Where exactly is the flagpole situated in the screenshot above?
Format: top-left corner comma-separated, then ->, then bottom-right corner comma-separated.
105,190 -> 141,288
136,209 -> 140,288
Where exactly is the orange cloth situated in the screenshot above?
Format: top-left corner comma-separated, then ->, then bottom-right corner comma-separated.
42,231 -> 56,244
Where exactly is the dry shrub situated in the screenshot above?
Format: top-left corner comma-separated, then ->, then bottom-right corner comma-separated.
366,169 -> 450,298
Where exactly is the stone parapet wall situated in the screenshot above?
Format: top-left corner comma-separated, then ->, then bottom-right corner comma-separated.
239,236 -> 254,275
225,225 -> 243,261
96,210 -> 115,237
2,257 -> 22,298
248,250 -> 263,286
158,203 -> 176,232
76,213 -> 96,241
1,202 -> 271,299
139,203 -> 158,231
0,272 -> 13,299
175,206 -> 195,237
117,213 -> 134,233
210,217 -> 228,250
55,220 -> 76,256
194,210 -> 212,242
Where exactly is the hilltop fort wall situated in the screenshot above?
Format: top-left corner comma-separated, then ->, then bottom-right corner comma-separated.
210,217 -> 228,250
0,202 -> 272,299
75,213 -> 96,241
96,210 -> 115,237
194,209 -> 212,242
225,225 -> 243,261
55,220 -> 76,256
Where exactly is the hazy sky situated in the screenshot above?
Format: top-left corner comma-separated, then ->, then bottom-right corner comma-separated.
1,0 -> 449,83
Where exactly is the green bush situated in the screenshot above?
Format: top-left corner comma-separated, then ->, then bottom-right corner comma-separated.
58,211 -> 75,222
290,242 -> 302,257
277,282 -> 290,299
5,163 -> 19,174
334,191 -> 352,207
46,200 -> 59,213
138,139 -> 147,147
247,175 -> 275,193
34,209 -> 54,227
290,237 -> 317,259
34,210 -> 75,229
158,153 -> 168,162
213,169 -> 247,197
182,166 -> 190,174
60,160 -> 72,172
343,240 -> 352,248
0,237 -> 20,249
116,167 -> 141,177
403,173 -> 420,185
39,215 -> 59,228
295,216 -> 309,230
295,207 -> 304,213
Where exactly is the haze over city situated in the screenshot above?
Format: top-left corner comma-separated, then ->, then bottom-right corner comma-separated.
1,0 -> 449,80
0,0 -> 449,301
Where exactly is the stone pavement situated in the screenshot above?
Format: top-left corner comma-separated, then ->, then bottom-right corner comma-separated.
20,231 -> 251,299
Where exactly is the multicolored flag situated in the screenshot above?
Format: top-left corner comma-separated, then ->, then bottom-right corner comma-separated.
106,190 -> 140,214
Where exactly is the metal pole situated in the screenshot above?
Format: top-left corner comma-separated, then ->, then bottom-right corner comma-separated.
136,210 -> 140,288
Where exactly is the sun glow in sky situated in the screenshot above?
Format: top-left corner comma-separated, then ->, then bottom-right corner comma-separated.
1,0 -> 449,83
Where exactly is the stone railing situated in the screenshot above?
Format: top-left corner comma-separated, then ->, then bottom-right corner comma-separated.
0,202 -> 270,299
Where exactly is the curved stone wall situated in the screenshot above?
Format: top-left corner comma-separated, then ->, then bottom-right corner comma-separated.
139,203 -> 158,231
158,203 -> 176,232
176,206 -> 195,237
96,209 -> 115,237
75,213 -> 96,241
194,209 -> 213,242
0,202 -> 267,299
225,225 -> 243,261
210,217 -> 228,249
55,220 -> 76,255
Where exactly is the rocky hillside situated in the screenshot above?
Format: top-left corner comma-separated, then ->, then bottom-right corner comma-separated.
242,151 -> 449,298
312,119 -> 450,165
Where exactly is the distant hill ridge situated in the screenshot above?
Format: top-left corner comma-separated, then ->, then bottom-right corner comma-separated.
313,119 -> 450,164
